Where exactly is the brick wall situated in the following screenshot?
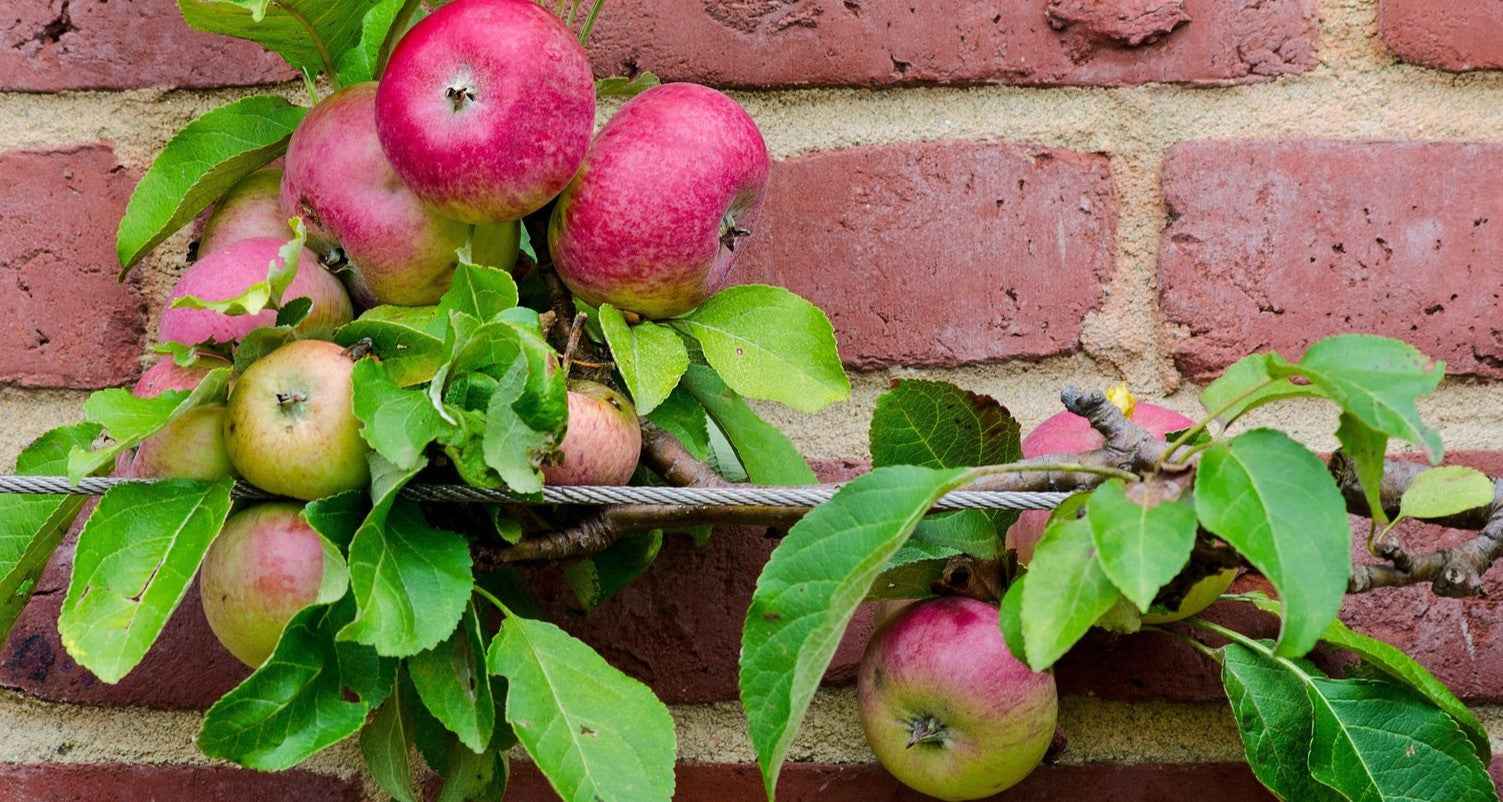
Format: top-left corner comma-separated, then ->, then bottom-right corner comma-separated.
2,0 -> 1502,799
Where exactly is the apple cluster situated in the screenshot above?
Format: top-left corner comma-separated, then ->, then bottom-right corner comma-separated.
122,0 -> 773,667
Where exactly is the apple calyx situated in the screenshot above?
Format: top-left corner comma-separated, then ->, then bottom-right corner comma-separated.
275,391 -> 307,407
445,84 -> 476,112
906,715 -> 949,749
718,210 -> 752,252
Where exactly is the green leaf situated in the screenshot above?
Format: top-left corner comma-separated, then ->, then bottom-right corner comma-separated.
408,603 -> 495,753
595,72 -> 660,98
644,385 -> 709,461
117,96 -> 306,273
998,573 -> 1027,665
865,556 -> 950,602
0,424 -> 101,643
870,379 -> 1022,470
335,0 -> 406,85
233,325 -> 299,373
67,367 -> 231,482
741,465 -> 972,798
171,218 -> 305,316
1400,466 -> 1496,521
337,305 -> 446,387
1018,513 -> 1121,671
909,509 -> 1000,559
1337,413 -> 1390,525
599,305 -> 688,416
1194,429 -> 1351,657
360,686 -> 419,802
1199,352 -> 1324,426
58,479 -> 234,683
564,530 -> 663,611
1086,479 -> 1197,612
353,359 -> 452,471
488,616 -> 676,802
681,363 -> 815,485
199,596 -> 394,770
177,0 -> 382,75
1285,334 -> 1445,461
481,360 -> 556,496
303,489 -> 367,550
438,262 -> 520,324
1222,643 -> 1345,802
1307,676 -> 1495,801
275,296 -> 314,328
673,285 -> 849,413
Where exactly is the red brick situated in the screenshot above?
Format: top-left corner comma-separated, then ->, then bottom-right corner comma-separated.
507,761 -> 1278,800
1379,0 -> 1503,72
1,0 -> 292,91
731,141 -> 1115,371
1160,141 -> 1503,382
0,145 -> 147,389
587,0 -> 1316,88
0,763 -> 363,802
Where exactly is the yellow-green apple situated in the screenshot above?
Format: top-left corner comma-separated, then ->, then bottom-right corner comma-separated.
198,168 -> 290,257
130,355 -> 237,481
542,380 -> 641,486
549,83 -> 770,319
374,0 -> 595,223
858,596 -> 1057,801
199,501 -> 327,667
159,237 -> 353,347
282,82 -> 520,307
223,340 -> 371,500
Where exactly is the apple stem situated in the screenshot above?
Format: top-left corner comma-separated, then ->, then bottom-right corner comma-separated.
718,225 -> 751,252
906,715 -> 948,748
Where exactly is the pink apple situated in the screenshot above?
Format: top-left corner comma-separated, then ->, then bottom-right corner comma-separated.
375,0 -> 595,223
223,339 -> 371,500
858,597 -> 1057,801
198,167 -> 291,257
199,501 -> 327,667
542,381 -> 641,486
549,83 -> 771,319
282,82 -> 519,307
159,237 -> 353,347
130,356 -> 237,481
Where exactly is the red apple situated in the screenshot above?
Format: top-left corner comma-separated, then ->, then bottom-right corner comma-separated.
542,381 -> 641,486
200,501 -> 327,667
198,167 -> 290,257
549,83 -> 770,319
223,339 -> 371,500
159,237 -> 353,347
858,597 -> 1057,801
282,82 -> 520,307
130,355 -> 237,481
375,0 -> 595,223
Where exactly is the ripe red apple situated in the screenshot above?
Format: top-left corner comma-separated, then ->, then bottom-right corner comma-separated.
159,237 -> 354,347
199,501 -> 326,667
375,0 -> 595,223
858,596 -> 1057,801
198,167 -> 290,257
282,82 -> 520,307
130,355 -> 237,481
541,381 -> 641,486
223,340 -> 371,500
549,83 -> 771,319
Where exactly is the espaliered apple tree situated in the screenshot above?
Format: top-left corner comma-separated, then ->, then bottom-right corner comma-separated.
0,1 -> 1498,801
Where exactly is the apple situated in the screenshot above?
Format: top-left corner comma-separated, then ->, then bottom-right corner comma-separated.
199,501 -> 327,667
198,167 -> 291,257
129,356 -> 237,481
375,0 -> 595,224
858,596 -> 1057,801
159,237 -> 354,347
282,82 -> 520,308
549,83 -> 771,319
542,380 -> 641,486
1140,566 -> 1238,624
223,339 -> 371,500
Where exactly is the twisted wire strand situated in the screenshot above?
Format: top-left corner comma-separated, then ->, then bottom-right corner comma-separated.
0,475 -> 1069,511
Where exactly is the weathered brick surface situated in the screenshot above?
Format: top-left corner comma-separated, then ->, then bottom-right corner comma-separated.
1160,141 -> 1503,382
0,764 -> 364,801
587,0 -> 1316,88
1,0 -> 292,91
1379,0 -> 1503,72
508,761 -> 1278,800
732,141 -> 1116,371
0,145 -> 147,389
